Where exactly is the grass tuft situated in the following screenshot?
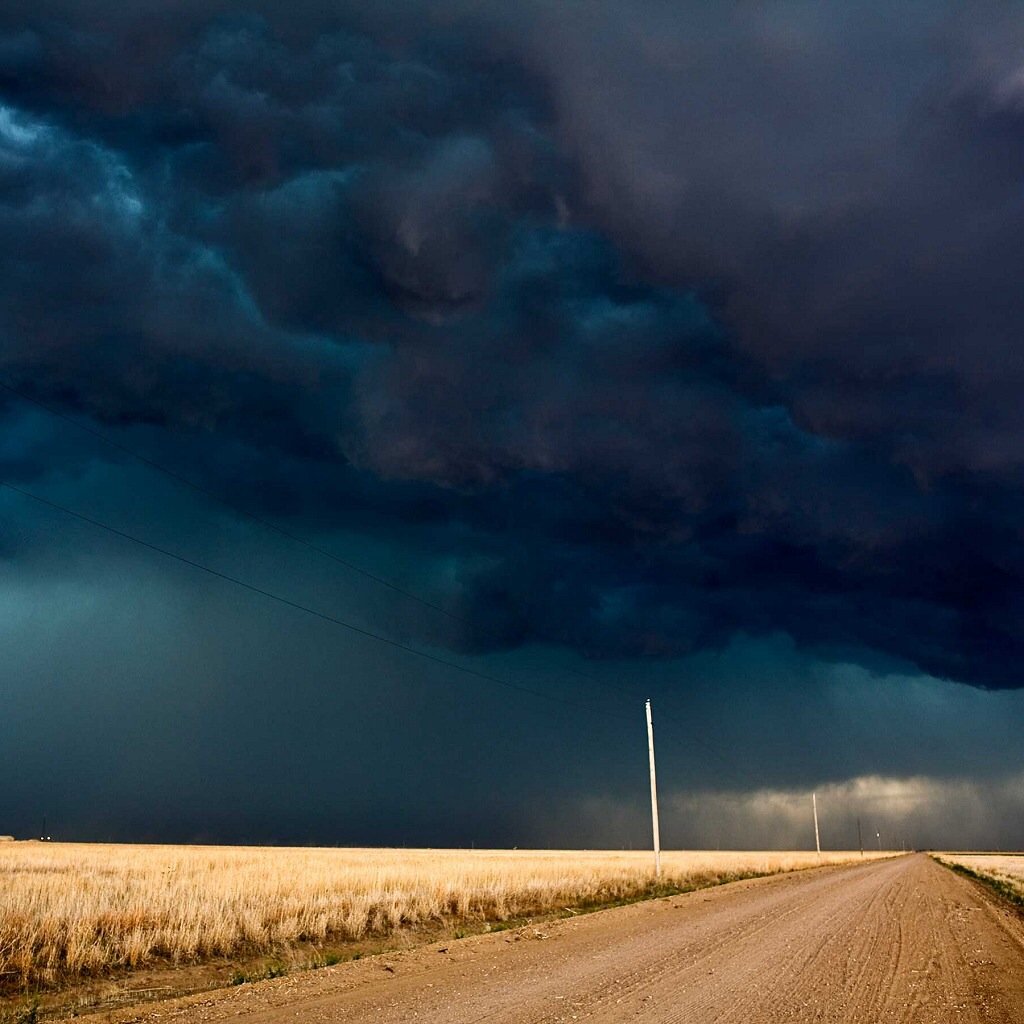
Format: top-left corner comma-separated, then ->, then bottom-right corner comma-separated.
228,962 -> 288,986
0,1001 -> 39,1024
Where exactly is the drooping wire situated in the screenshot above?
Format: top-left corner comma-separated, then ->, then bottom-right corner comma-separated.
0,379 -> 462,622
0,478 -> 628,723
0,379 -> 654,695
0,378 -> 756,771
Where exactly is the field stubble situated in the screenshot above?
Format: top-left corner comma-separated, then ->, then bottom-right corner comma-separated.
0,843 -> 889,994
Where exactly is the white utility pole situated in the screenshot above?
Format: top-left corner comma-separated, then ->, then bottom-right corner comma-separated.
645,699 -> 661,878
812,792 -> 821,856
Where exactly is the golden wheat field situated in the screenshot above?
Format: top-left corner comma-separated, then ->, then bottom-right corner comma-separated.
935,853 -> 1024,896
0,843 -> 890,992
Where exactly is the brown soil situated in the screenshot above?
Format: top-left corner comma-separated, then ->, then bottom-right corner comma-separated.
54,854 -> 1024,1023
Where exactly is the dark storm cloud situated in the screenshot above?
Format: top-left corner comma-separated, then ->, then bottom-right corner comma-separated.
525,1 -> 1024,481
2,0 -> 1024,693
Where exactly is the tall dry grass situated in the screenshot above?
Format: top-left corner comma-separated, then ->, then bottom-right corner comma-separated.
0,843 -> 887,991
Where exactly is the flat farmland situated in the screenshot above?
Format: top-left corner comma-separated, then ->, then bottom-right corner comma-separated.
935,853 -> 1024,901
0,843 -> 886,995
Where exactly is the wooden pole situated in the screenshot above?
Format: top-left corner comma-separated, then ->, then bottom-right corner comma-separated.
645,699 -> 661,879
813,792 -> 821,856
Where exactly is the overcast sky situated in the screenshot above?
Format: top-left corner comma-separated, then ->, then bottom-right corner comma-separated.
2,1 -> 1023,849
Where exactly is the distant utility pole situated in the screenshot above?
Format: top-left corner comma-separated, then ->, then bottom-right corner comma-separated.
876,831 -> 882,852
645,699 -> 661,879
857,817 -> 864,857
813,792 -> 821,856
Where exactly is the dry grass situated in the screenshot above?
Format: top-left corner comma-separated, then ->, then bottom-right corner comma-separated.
935,853 -> 1024,900
0,843 -> 889,992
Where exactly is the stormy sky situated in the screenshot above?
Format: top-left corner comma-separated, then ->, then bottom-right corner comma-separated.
2,1 -> 1024,850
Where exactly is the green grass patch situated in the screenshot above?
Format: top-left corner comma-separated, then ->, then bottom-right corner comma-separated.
228,961 -> 289,986
309,952 -> 344,970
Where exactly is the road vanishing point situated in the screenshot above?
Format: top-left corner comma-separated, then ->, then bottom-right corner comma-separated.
87,854 -> 1024,1024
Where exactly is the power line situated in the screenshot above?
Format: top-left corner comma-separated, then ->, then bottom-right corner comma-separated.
0,379 -> 756,770
654,703 -> 766,789
0,379 -> 637,694
0,379 -> 461,622
0,386 -> 860,854
0,479 -> 626,723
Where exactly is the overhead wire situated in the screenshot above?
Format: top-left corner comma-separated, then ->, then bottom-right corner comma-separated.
0,379 -> 463,622
0,379 -> 648,696
0,479 -> 628,723
0,377 -> 760,774
0,379 -> 740,705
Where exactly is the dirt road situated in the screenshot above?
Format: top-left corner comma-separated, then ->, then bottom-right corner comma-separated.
92,854 -> 1024,1024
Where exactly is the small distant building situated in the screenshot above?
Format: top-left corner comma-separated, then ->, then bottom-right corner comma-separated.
0,835 -> 15,842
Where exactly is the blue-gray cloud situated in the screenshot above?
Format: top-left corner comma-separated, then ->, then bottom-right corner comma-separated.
2,0 -> 1024,707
